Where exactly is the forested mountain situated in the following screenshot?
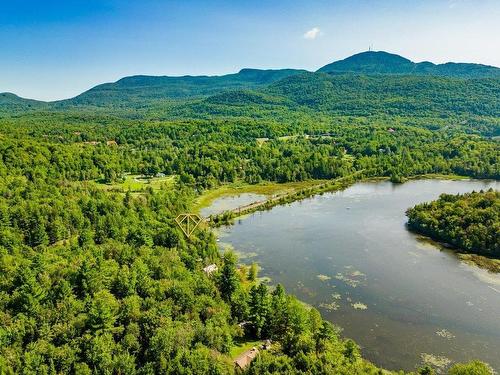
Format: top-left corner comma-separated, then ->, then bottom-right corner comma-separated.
318,51 -> 500,78
265,73 -> 500,117
0,93 -> 47,114
57,68 -> 306,107
177,73 -> 499,136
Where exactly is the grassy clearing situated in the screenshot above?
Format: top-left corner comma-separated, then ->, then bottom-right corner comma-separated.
193,179 -> 329,212
96,174 -> 177,192
230,338 -> 262,359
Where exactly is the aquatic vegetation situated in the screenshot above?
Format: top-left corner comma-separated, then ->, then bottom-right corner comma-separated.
317,274 -> 332,281
296,281 -> 317,297
236,251 -> 259,260
458,253 -> 500,273
350,270 -> 366,277
448,361 -> 495,375
335,272 -> 362,288
221,243 -> 235,252
319,301 -> 340,311
436,329 -> 455,339
421,353 -> 452,370
331,293 -> 342,300
352,302 -> 368,310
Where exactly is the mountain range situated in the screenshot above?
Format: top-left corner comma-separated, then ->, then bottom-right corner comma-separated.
1,51 -> 499,115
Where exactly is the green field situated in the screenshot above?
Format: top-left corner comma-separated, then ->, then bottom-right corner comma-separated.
229,339 -> 263,359
96,174 -> 177,192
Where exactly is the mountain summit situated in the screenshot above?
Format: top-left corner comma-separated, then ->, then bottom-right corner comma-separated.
318,51 -> 414,74
318,51 -> 500,78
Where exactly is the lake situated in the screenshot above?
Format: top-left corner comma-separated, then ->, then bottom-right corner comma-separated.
213,179 -> 500,371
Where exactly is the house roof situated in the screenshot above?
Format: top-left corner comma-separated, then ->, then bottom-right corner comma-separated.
234,347 -> 259,369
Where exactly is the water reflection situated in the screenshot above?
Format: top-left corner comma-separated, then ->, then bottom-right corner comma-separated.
200,193 -> 266,217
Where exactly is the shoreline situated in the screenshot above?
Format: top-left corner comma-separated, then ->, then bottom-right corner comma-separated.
202,173 -> 498,273
411,233 -> 500,273
205,175 -> 499,372
202,173 -> 474,227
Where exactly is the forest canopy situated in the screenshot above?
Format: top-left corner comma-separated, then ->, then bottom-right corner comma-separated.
406,190 -> 500,258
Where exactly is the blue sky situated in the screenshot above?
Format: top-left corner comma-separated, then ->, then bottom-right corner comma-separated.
1,0 -> 499,101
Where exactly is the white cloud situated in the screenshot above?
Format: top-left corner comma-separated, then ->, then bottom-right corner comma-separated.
303,27 -> 322,40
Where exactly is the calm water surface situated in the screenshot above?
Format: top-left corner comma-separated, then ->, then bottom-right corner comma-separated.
214,179 -> 500,371
201,193 -> 266,217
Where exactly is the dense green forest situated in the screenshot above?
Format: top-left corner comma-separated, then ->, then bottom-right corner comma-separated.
0,51 -> 498,374
318,51 -> 500,78
0,118 -> 391,374
406,190 -> 499,258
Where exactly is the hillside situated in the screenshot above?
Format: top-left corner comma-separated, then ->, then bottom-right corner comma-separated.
0,92 -> 47,114
59,68 -> 306,108
264,72 -> 500,117
180,72 -> 500,135
318,51 -> 500,78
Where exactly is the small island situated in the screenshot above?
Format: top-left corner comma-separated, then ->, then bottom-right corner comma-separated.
406,189 -> 499,272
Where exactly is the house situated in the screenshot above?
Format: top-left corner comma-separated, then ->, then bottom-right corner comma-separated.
203,264 -> 218,275
234,347 -> 259,370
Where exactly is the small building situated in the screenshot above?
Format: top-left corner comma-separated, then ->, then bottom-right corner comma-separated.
156,172 -> 166,178
106,140 -> 118,146
203,264 -> 218,276
388,128 -> 395,133
234,347 -> 259,370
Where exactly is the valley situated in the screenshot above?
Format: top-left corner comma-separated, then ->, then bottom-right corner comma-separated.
0,50 -> 498,374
